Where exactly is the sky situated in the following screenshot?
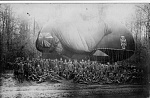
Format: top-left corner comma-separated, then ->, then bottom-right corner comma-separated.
10,3 -> 137,27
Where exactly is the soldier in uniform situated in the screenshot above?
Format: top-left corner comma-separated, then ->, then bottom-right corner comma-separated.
18,62 -> 24,83
58,58 -> 64,77
68,60 -> 75,80
14,59 -> 19,80
36,64 -> 43,81
23,62 -> 29,81
27,61 -> 33,81
62,59 -> 68,79
54,59 -> 59,75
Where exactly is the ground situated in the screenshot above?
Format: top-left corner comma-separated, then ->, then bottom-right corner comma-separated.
0,71 -> 149,98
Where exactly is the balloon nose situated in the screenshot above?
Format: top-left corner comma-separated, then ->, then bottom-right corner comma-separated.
41,35 -> 59,52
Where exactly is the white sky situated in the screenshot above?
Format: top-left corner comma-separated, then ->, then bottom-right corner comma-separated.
10,3 -> 137,27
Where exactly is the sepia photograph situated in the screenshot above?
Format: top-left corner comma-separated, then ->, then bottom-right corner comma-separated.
0,2 -> 149,98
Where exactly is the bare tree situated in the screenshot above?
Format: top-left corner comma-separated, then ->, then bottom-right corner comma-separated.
0,4 -> 39,64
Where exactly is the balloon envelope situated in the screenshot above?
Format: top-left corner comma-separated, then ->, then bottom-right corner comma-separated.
36,6 -> 135,62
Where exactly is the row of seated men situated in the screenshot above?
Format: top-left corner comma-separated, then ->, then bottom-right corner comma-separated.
13,57 -> 145,84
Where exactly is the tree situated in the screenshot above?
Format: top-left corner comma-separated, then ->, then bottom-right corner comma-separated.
0,4 -> 40,64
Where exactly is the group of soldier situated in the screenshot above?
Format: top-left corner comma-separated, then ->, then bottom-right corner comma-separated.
13,57 -> 145,84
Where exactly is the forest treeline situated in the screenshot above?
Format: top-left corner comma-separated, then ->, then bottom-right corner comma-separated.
0,4 -> 40,63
